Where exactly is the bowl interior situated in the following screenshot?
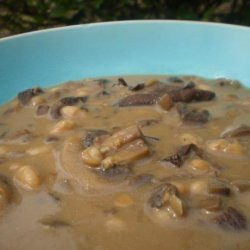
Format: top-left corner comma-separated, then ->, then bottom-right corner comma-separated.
1,21 -> 250,103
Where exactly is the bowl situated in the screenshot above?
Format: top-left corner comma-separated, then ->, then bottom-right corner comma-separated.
0,20 -> 250,104
1,21 -> 250,250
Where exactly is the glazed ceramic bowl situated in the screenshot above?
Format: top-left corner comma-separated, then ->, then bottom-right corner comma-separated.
0,20 -> 250,103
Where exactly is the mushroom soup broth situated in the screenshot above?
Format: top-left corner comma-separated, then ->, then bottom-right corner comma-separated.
0,75 -> 250,249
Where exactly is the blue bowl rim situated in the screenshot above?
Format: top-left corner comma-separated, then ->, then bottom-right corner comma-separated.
1,20 -> 250,42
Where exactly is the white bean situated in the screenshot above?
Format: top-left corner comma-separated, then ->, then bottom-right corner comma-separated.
82,147 -> 103,167
189,159 -> 210,171
50,120 -> 75,134
31,96 -> 46,106
189,179 -> 208,195
61,106 -> 86,119
14,165 -> 42,191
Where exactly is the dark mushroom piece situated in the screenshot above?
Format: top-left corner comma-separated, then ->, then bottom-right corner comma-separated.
112,78 -> 128,87
60,96 -> 88,105
161,143 -> 203,168
118,83 -> 215,107
61,137 -> 131,192
161,153 -> 182,168
50,102 -> 64,120
148,183 -> 178,209
208,179 -> 231,196
100,138 -> 149,169
17,87 -> 44,106
213,207 -> 247,231
117,78 -> 128,87
97,165 -> 131,182
128,83 -> 145,91
153,84 -> 215,102
50,96 -> 88,119
176,103 -> 210,124
83,129 -> 110,148
118,93 -> 159,107
169,88 -> 215,103
148,183 -> 184,217
220,124 -> 250,138
45,136 -> 59,143
183,81 -> 196,89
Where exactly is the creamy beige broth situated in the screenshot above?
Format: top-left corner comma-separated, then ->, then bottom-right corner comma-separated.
0,75 -> 250,249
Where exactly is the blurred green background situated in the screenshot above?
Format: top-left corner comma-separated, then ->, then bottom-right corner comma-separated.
0,0 -> 250,38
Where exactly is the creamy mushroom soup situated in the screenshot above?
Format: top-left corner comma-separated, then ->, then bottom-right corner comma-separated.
0,75 -> 250,250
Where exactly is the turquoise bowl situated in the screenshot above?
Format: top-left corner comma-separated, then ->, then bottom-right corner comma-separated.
0,20 -> 250,103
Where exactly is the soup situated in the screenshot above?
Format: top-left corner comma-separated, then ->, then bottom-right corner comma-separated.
0,75 -> 249,249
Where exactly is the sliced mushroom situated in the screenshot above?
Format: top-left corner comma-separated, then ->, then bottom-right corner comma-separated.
60,96 -> 87,105
99,125 -> 142,153
60,137 -> 130,192
118,82 -> 215,107
82,126 -> 148,169
97,165 -> 131,182
161,153 -> 182,168
117,78 -> 128,87
208,179 -> 231,196
45,136 -> 59,143
168,88 -> 215,103
17,87 -> 44,106
220,124 -> 250,138
118,94 -> 158,107
128,83 -> 145,91
148,183 -> 184,217
148,183 -> 178,209
83,129 -> 110,148
101,139 -> 149,169
161,144 -> 203,168
213,207 -> 247,231
50,102 -> 64,120
176,103 -> 210,124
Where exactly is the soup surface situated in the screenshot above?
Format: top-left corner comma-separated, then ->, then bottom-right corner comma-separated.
0,75 -> 250,250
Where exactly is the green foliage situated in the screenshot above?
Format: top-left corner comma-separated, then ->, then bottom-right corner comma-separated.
0,0 -> 249,36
